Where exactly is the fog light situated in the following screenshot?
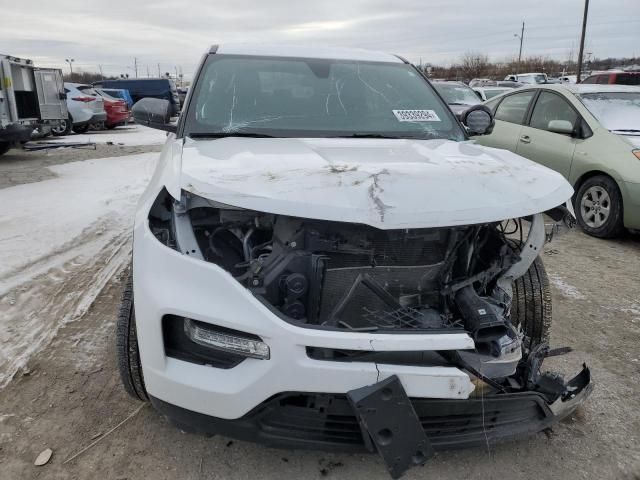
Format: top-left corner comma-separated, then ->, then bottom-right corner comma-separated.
183,318 -> 270,360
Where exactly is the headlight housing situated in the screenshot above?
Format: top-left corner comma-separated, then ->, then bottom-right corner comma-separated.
184,318 -> 270,360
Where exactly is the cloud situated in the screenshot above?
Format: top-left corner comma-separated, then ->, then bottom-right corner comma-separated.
1,0 -> 637,78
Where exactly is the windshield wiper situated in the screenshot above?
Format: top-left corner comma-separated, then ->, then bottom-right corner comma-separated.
331,133 -> 406,139
612,129 -> 640,134
188,132 -> 276,139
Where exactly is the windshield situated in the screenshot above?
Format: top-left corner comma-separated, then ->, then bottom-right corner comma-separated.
183,55 -> 464,140
579,92 -> 640,133
433,83 -> 481,106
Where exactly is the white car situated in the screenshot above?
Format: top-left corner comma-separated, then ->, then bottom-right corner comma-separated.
504,73 -> 548,84
118,44 -> 591,477
53,83 -> 106,135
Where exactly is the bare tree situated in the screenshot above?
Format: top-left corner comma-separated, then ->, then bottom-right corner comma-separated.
460,52 -> 490,80
63,71 -> 116,83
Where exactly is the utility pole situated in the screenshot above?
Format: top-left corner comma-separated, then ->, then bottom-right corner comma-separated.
65,58 -> 75,76
576,0 -> 590,83
146,66 -> 150,78
514,22 -> 524,75
157,63 -> 161,77
98,64 -> 104,80
134,57 -> 138,78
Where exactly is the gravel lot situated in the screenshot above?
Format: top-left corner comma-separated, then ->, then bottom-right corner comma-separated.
0,136 -> 639,480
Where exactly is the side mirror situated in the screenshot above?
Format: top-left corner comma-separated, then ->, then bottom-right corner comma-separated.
461,104 -> 495,136
132,98 -> 176,132
547,120 -> 574,135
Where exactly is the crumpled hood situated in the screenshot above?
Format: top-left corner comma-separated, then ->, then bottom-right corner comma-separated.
180,137 -> 573,229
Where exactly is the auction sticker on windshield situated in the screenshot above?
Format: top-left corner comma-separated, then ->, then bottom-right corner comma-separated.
392,110 -> 441,122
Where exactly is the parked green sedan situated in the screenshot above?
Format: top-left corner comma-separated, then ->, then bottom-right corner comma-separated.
476,84 -> 640,238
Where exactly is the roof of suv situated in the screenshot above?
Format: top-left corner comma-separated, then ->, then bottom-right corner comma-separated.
213,43 -> 404,63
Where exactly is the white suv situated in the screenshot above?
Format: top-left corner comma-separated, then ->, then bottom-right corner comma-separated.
118,44 -> 591,478
54,83 -> 106,135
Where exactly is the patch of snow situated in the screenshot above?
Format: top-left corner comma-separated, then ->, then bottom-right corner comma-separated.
0,153 -> 157,387
46,124 -> 168,146
548,273 -> 586,300
619,303 -> 640,321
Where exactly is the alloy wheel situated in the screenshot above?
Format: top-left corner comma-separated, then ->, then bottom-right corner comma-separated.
580,186 -> 611,228
51,120 -> 67,135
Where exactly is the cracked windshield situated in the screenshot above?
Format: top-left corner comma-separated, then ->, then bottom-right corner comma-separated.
186,56 -> 464,140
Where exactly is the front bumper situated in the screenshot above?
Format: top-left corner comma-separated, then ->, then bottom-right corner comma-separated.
149,365 -> 592,452
621,181 -> 640,230
134,220 -> 478,420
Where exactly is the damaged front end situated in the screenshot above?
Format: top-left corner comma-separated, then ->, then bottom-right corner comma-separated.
148,188 -> 591,477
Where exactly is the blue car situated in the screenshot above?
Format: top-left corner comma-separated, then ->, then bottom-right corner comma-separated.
96,88 -> 134,109
93,79 -> 180,115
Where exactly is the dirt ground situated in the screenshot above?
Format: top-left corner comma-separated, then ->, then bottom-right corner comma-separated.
0,143 -> 639,480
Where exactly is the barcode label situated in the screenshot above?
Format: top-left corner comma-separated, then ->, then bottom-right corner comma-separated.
392,109 -> 441,122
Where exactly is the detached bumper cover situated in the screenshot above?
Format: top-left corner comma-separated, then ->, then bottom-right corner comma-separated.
150,364 -> 592,453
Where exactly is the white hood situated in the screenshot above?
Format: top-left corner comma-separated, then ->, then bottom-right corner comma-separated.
179,137 -> 573,229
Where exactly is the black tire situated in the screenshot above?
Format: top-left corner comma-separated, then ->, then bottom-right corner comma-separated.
0,142 -> 10,156
509,254 -> 552,349
116,272 -> 149,401
574,175 -> 624,238
52,116 -> 73,136
73,123 -> 90,134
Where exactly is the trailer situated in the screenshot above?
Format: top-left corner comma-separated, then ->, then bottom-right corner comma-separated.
0,54 -> 67,156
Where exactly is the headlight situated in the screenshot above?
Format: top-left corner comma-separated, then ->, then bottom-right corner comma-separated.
184,318 -> 270,360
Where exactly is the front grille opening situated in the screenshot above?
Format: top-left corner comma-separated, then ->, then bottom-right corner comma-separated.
162,315 -> 248,369
306,347 -> 452,366
253,393 -> 549,449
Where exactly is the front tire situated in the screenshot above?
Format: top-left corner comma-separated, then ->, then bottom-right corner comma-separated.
0,141 -> 10,156
116,272 -> 149,402
509,254 -> 552,348
575,175 -> 624,238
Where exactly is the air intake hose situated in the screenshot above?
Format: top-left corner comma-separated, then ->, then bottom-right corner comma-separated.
455,285 -> 510,344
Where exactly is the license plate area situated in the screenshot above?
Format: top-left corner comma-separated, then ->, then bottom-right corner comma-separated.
347,375 -> 434,478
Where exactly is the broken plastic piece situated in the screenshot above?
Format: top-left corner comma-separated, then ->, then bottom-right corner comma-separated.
347,375 -> 434,479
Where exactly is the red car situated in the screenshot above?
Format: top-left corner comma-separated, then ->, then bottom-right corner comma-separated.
96,89 -> 130,129
582,71 -> 640,85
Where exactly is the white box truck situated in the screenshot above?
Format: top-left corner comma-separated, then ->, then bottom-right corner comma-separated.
0,54 -> 68,156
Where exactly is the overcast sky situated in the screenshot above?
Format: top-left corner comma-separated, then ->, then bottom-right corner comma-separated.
1,0 -> 638,79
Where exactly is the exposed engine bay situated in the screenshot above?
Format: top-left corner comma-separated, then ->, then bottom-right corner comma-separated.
147,189 -> 577,381
145,188 -> 591,478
